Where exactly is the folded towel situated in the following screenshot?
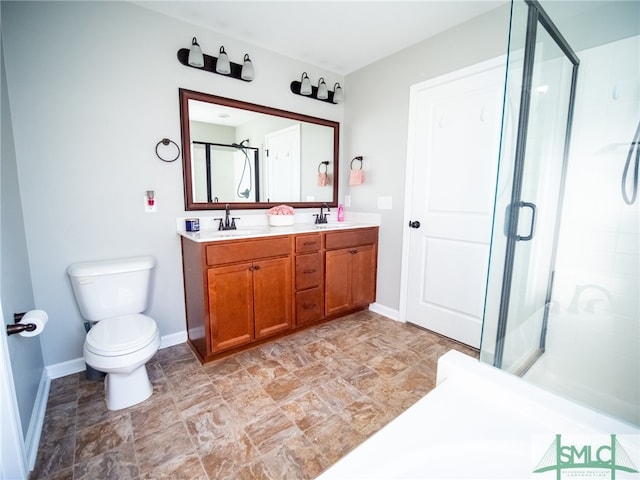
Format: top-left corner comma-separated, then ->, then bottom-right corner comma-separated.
317,172 -> 330,186
349,169 -> 365,186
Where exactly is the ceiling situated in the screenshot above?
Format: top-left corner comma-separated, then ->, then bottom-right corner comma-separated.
135,1 -> 507,75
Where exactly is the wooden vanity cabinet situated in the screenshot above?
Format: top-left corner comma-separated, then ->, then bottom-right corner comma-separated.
182,235 -> 292,361
325,228 -> 378,316
181,226 -> 378,363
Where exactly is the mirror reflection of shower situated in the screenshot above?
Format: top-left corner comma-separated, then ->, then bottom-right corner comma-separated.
190,141 -> 260,203
232,139 -> 253,199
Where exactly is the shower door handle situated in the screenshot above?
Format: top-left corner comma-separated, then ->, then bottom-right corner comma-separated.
516,201 -> 537,241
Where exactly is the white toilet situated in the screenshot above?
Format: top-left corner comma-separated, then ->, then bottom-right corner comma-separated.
67,256 -> 160,410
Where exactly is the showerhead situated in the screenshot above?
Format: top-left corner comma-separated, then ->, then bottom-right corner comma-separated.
232,139 -> 250,149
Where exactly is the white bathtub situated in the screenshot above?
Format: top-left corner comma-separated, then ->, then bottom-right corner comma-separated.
317,350 -> 639,479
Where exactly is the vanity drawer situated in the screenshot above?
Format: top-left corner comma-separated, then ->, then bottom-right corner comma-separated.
295,234 -> 321,253
295,287 -> 323,326
325,228 -> 378,250
295,253 -> 322,290
206,237 -> 290,266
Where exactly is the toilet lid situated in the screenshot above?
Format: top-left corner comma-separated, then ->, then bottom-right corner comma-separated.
85,314 -> 158,356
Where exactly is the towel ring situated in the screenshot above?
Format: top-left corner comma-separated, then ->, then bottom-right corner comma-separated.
350,156 -> 363,170
318,161 -> 329,173
155,138 -> 180,162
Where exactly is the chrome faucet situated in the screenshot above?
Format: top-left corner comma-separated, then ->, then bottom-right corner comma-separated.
314,203 -> 330,224
217,204 -> 238,230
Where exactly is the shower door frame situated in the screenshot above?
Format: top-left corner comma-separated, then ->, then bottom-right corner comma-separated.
493,0 -> 580,371
192,141 -> 260,203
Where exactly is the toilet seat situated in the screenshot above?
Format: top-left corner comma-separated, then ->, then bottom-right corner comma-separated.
85,314 -> 158,356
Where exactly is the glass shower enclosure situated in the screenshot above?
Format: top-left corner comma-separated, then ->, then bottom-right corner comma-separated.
481,0 -> 639,426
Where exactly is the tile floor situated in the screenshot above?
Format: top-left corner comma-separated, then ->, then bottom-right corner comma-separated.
31,311 -> 478,480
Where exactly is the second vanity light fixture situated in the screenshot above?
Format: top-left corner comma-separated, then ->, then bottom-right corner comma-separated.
290,72 -> 343,104
177,37 -> 254,82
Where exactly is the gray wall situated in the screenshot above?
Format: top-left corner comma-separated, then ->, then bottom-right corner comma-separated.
1,1 -> 344,367
1,47 -> 45,438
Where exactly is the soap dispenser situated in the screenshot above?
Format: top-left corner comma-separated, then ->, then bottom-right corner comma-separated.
337,204 -> 344,222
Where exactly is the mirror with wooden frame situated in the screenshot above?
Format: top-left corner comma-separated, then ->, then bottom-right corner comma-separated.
179,89 -> 339,210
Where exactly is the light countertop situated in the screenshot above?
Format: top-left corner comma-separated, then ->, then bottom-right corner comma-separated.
178,221 -> 378,243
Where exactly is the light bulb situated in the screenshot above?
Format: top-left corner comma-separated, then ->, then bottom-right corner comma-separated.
317,78 -> 328,100
300,72 -> 312,95
188,37 -> 204,67
333,83 -> 344,103
241,54 -> 254,81
216,46 -> 231,74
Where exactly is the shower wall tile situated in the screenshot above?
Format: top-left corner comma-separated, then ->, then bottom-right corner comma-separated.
614,252 -> 639,277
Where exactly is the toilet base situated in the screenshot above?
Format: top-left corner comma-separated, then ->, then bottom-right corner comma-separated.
104,364 -> 153,410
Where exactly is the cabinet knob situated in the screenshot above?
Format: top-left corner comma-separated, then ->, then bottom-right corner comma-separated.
303,269 -> 316,274
350,249 -> 358,255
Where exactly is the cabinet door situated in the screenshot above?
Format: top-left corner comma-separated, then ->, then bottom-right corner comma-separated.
351,244 -> 377,306
325,245 -> 377,315
325,248 -> 352,315
253,256 -> 292,339
208,263 -> 255,352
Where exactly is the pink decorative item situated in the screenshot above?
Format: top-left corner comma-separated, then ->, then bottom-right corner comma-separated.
267,205 -> 295,226
349,169 -> 365,186
267,205 -> 295,215
317,172 -> 330,186
349,156 -> 364,186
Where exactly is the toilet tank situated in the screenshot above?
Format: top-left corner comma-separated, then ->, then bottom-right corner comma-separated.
67,256 -> 155,321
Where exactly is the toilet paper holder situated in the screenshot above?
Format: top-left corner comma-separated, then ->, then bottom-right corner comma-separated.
6,312 -> 37,336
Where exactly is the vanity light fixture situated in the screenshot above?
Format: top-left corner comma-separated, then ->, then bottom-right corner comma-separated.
215,46 -> 231,74
177,39 -> 255,82
290,73 -> 343,104
241,54 -> 255,81
188,37 -> 204,67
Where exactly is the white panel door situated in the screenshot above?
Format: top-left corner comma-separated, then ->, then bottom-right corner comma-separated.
402,59 -> 505,348
264,124 -> 301,202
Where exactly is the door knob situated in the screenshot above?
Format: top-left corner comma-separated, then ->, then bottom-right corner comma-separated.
408,220 -> 421,229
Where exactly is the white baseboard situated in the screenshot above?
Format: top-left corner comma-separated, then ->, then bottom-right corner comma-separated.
24,370 -> 50,469
46,331 -> 188,379
160,330 -> 187,349
369,302 -> 401,321
46,357 -> 86,380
